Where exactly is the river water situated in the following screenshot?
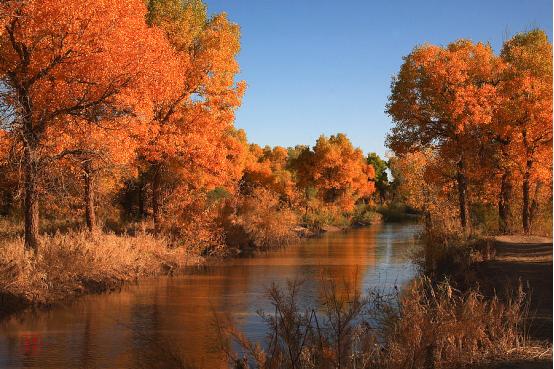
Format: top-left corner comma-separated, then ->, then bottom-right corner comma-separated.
0,223 -> 422,368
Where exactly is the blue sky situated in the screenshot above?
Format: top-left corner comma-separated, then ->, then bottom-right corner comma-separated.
205,0 -> 552,157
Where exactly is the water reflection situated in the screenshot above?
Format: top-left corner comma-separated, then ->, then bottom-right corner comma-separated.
0,223 -> 421,369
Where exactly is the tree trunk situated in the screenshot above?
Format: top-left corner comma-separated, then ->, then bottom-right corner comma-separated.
152,165 -> 162,234
424,210 -> 432,230
456,159 -> 468,232
529,181 -> 543,233
378,186 -> 385,205
522,129 -> 533,234
138,180 -> 145,220
522,168 -> 531,234
423,190 -> 433,230
23,144 -> 40,253
83,161 -> 97,232
20,81 -> 40,253
498,171 -> 512,234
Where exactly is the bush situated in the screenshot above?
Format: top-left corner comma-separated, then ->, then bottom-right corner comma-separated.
384,278 -> 533,368
301,205 -> 351,231
216,276 -> 539,369
377,203 -> 418,222
351,204 -> 382,225
416,221 -> 504,283
228,188 -> 298,250
470,203 -> 498,235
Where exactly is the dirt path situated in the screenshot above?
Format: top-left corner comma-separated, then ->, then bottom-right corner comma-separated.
473,235 -> 552,342
469,235 -> 553,369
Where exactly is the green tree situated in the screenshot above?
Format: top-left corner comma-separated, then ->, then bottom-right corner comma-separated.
366,152 -> 389,204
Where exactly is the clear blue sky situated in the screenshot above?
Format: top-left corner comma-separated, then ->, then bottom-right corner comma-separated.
205,0 -> 552,157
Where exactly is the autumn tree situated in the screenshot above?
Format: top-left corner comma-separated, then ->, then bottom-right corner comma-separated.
46,118 -> 144,231
241,144 -> 298,204
388,151 -> 432,226
141,0 -> 246,233
387,40 -> 501,232
0,0 -> 167,251
497,30 -> 553,234
295,134 -> 375,212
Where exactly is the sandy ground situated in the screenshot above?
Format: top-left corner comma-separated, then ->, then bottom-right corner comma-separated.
470,235 -> 553,369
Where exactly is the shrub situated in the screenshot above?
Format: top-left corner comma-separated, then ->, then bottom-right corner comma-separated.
381,278 -> 533,369
164,189 -> 228,256
377,203 -> 418,222
229,188 -> 298,250
419,238 -> 470,278
470,203 -> 499,235
302,205 -> 351,231
416,223 -> 504,283
216,276 -> 539,369
351,204 -> 382,225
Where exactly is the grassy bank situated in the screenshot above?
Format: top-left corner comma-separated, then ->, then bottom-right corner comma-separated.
300,203 -> 419,231
0,208 -> 381,318
0,231 -> 196,317
0,202 -> 385,317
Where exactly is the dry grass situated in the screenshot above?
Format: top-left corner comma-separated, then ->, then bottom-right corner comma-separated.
410,225 -> 474,281
0,231 -> 197,307
0,218 -> 23,239
216,276 -> 550,369
379,278 -> 542,369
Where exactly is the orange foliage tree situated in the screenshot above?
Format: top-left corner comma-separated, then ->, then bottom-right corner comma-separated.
389,150 -> 461,231
241,144 -> 298,205
294,134 -> 375,212
387,40 -> 501,232
388,32 -> 552,235
0,0 -> 167,251
496,30 -> 553,234
140,0 -> 246,233
46,118 -> 145,231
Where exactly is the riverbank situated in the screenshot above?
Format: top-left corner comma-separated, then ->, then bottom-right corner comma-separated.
2,223 -> 546,369
0,217 -> 389,320
0,232 -> 199,319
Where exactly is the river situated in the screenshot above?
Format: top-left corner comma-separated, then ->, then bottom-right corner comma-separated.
0,223 -> 422,368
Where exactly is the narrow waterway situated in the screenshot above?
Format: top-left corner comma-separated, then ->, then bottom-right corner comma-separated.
0,223 -> 422,368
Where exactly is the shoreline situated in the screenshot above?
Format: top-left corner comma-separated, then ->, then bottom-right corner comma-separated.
0,219 -> 402,321
2,224 -> 550,369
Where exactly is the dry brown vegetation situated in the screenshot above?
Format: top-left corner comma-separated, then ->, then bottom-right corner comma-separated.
0,231 -> 193,311
216,276 -> 550,369
228,188 -> 299,250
